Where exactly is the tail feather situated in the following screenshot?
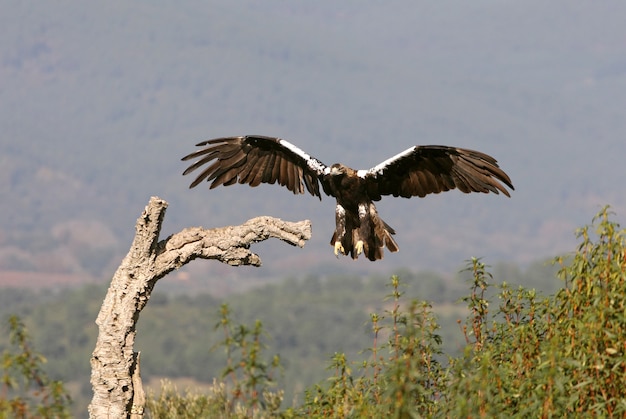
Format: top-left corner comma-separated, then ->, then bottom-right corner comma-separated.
368,205 -> 398,259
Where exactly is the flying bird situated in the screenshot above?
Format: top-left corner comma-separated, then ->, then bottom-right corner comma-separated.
182,135 -> 514,261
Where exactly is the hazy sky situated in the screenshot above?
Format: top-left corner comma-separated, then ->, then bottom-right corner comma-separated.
2,1 -> 626,278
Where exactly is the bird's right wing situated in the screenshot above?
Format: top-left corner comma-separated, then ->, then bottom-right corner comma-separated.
182,135 -> 329,199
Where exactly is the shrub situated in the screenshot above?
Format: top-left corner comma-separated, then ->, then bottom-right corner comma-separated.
1,315 -> 72,418
445,206 -> 626,417
146,303 -> 283,419
143,206 -> 626,417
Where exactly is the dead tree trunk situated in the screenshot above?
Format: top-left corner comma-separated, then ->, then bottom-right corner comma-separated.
88,196 -> 311,418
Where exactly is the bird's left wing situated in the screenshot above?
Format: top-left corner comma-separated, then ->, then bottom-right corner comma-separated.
359,145 -> 514,200
182,135 -> 328,199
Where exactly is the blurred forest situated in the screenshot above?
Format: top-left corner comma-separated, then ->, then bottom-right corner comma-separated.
0,259 -> 560,415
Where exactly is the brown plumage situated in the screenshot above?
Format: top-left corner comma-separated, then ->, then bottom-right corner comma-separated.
182,135 -> 514,261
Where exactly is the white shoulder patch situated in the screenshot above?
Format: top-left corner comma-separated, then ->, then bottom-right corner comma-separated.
361,146 -> 417,177
308,158 -> 328,174
278,138 -> 327,175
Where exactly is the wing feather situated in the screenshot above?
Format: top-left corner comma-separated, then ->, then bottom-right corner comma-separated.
211,167 -> 242,188
270,153 -> 281,184
287,159 -> 297,192
186,160 -> 219,188
410,171 -> 426,197
182,135 -> 328,199
303,171 -> 320,196
182,151 -> 219,177
249,152 -> 268,187
263,152 -> 278,183
278,157 -> 289,187
295,165 -> 303,193
420,166 -> 441,194
239,151 -> 259,185
363,145 -> 513,199
205,150 -> 248,187
237,153 -> 259,185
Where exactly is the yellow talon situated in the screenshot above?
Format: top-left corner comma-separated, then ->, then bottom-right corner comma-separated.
355,240 -> 364,255
334,241 -> 344,257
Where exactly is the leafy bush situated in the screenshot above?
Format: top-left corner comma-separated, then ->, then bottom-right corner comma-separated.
292,275 -> 446,418
445,207 -> 626,417
1,315 -> 72,418
6,207 -> 623,417
147,206 -> 626,418
145,303 -> 283,419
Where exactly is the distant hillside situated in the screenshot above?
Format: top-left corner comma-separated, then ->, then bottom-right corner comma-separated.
2,1 -> 626,285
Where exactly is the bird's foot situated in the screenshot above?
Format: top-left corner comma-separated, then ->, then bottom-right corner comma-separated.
355,240 -> 364,256
334,241 -> 345,258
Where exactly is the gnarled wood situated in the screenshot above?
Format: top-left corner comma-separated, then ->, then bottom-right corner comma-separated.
88,196 -> 311,418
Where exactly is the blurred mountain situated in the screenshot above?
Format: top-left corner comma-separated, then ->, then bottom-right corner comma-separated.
2,1 -> 626,286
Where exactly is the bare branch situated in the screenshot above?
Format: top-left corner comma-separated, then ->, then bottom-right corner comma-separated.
88,196 -> 311,418
154,215 -> 312,276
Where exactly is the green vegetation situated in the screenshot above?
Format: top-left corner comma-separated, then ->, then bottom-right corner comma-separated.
2,207 -> 625,417
146,304 -> 284,418
145,207 -> 626,417
1,315 -> 71,418
292,275 -> 447,418
0,261 -> 561,416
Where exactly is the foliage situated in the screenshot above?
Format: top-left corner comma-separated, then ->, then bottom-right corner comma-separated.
0,261 -> 553,405
145,380 -> 220,419
145,304 -> 283,419
3,208 -> 625,417
0,315 -> 71,418
212,303 -> 283,416
145,378 -> 285,419
145,206 -> 626,417
291,275 -> 446,418
444,206 -> 626,417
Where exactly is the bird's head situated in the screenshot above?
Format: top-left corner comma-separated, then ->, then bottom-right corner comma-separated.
329,163 -> 349,176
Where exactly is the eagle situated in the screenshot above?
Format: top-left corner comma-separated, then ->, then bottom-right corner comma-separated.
182,135 -> 514,261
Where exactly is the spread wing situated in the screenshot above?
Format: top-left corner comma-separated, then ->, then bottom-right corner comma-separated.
182,135 -> 329,199
360,145 -> 514,200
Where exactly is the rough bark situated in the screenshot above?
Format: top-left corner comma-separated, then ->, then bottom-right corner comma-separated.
88,196 -> 311,418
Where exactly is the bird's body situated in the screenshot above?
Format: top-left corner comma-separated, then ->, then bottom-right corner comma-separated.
322,164 -> 399,260
182,135 -> 514,261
